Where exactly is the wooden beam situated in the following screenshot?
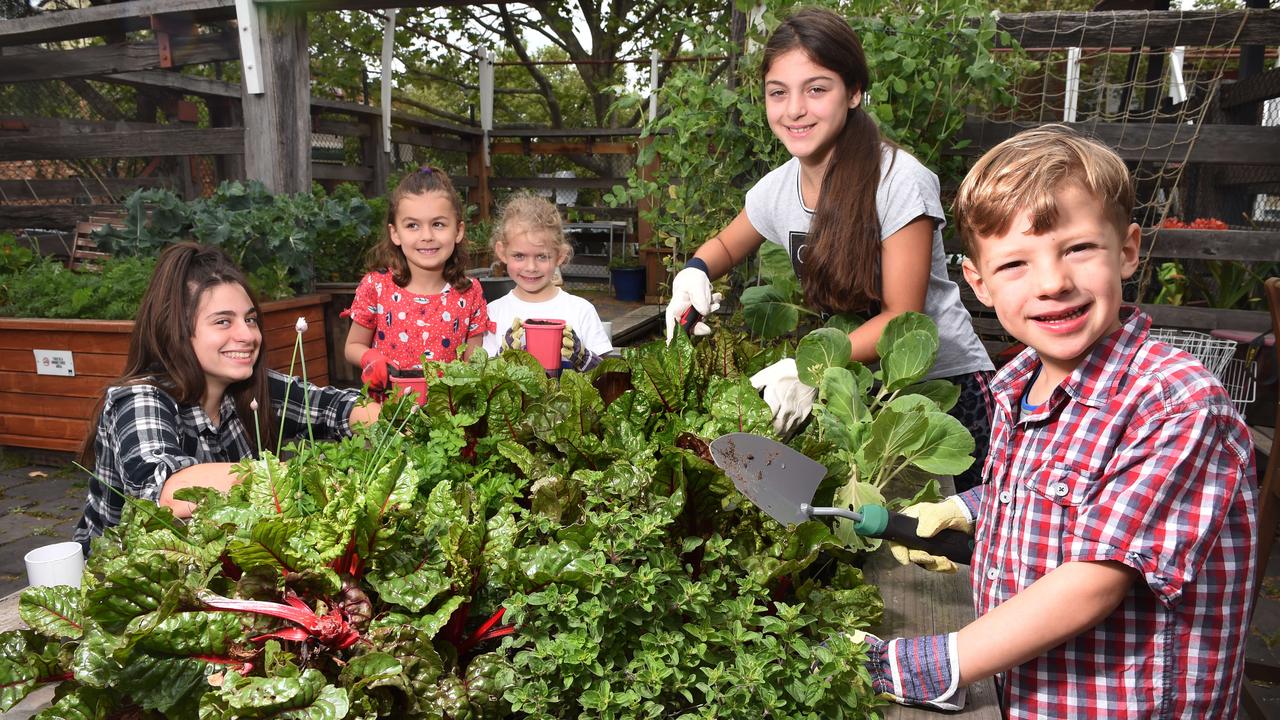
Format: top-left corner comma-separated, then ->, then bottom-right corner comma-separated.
0,116 -> 179,135
0,204 -> 124,231
241,4 -> 310,194
1217,166 -> 1280,193
491,141 -> 636,156
0,0 -> 235,47
0,177 -> 172,202
100,69 -> 240,99
388,128 -> 472,153
1222,67 -> 1280,109
312,97 -> 481,137
0,33 -> 238,83
312,164 -> 373,182
993,9 -> 1280,49
950,120 -> 1280,166
254,0 -> 478,11
0,127 -> 243,160
313,119 -> 370,138
1139,304 -> 1270,333
489,127 -> 645,139
1143,229 -> 1280,263
491,177 -> 625,190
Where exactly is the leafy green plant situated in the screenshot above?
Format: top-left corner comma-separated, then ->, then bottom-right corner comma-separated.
800,313 -> 973,551
0,233 -> 35,276
0,323 -> 980,718
0,255 -> 156,320
312,183 -> 383,285
94,180 -> 381,297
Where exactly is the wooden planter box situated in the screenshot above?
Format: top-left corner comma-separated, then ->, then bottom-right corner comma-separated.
0,294 -> 331,453
315,282 -> 359,389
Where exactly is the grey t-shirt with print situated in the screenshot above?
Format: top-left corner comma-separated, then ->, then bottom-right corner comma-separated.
744,147 -> 992,380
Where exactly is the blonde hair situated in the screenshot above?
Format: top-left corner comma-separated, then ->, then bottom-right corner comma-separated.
490,192 -> 573,265
954,125 -> 1134,259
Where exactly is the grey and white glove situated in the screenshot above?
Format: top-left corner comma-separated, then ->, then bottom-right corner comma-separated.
749,358 -> 817,435
664,266 -> 721,342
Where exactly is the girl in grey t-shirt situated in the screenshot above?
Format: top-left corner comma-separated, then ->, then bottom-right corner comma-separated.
664,7 -> 993,491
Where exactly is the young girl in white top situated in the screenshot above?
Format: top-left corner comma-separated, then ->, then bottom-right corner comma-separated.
483,193 -> 611,371
663,7 -> 994,491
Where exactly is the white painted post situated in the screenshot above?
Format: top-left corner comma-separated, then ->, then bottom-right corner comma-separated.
479,47 -> 494,167
648,49 -> 660,122
381,9 -> 397,154
1064,47 -> 1081,123
233,0 -> 264,95
1167,46 -> 1187,106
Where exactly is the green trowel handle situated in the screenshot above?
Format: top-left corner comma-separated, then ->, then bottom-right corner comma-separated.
803,503 -> 973,565
869,505 -> 973,566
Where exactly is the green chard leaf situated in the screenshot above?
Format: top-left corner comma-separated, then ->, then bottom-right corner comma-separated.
19,585 -> 82,639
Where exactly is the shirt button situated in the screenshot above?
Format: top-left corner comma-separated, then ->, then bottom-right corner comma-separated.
985,568 -> 999,581
999,490 -> 1012,503
1054,482 -> 1070,497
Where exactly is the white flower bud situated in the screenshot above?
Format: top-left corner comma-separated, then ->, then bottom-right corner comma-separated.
250,398 -> 259,412
295,317 -> 309,334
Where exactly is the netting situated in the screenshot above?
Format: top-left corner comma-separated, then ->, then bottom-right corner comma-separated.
987,11 -> 1248,229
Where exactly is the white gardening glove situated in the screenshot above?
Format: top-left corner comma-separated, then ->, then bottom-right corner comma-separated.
664,267 -> 722,342
888,497 -> 974,574
749,358 -> 817,436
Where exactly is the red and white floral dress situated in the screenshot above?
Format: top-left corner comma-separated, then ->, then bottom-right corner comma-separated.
343,270 -> 489,368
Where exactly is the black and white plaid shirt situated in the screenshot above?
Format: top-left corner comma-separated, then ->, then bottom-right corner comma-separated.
74,370 -> 359,545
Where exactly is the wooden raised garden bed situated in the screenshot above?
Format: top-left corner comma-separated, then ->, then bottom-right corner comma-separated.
0,294 -> 331,453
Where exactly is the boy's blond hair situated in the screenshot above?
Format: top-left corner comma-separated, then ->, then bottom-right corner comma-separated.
954,125 -> 1134,259
490,192 -> 573,265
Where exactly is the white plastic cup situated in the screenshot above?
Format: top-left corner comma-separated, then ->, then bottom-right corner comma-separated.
601,321 -> 614,339
24,542 -> 85,588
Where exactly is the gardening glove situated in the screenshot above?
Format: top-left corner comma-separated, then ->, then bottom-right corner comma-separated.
750,358 -> 817,436
888,497 -> 974,574
360,348 -> 392,402
853,630 -> 965,711
560,324 -> 601,372
665,266 -> 721,342
501,318 -> 525,352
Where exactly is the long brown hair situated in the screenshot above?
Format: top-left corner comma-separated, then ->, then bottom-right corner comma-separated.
763,7 -> 894,314
79,242 -> 276,465
367,166 -> 474,292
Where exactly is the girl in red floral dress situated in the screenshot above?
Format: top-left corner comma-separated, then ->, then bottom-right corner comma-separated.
343,167 -> 489,397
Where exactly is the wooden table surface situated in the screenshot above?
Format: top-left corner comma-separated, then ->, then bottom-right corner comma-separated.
863,549 -> 1002,719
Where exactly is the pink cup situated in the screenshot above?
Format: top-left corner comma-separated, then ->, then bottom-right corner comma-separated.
523,318 -> 565,374
389,375 -> 428,406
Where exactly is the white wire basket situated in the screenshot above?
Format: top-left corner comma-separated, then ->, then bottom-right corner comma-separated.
1147,329 -> 1238,378
1220,358 -> 1259,415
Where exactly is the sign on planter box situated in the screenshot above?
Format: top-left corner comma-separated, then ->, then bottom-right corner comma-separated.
33,349 -> 74,377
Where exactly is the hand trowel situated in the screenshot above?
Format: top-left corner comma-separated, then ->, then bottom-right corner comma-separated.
708,432 -> 973,565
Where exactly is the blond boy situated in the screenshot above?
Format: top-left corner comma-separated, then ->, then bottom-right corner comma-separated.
858,126 -> 1257,718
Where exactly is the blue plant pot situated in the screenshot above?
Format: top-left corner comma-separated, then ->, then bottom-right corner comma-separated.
611,267 -> 645,302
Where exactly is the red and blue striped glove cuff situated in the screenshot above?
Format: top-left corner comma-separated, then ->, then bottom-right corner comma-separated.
868,632 -> 963,710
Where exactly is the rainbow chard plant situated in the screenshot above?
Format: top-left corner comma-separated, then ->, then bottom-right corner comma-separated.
0,324 -> 973,718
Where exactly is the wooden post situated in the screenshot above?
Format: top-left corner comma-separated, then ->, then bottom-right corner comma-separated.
209,96 -> 245,184
467,134 -> 491,220
365,113 -> 391,196
240,4 -> 310,194
1217,0 -> 1270,226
